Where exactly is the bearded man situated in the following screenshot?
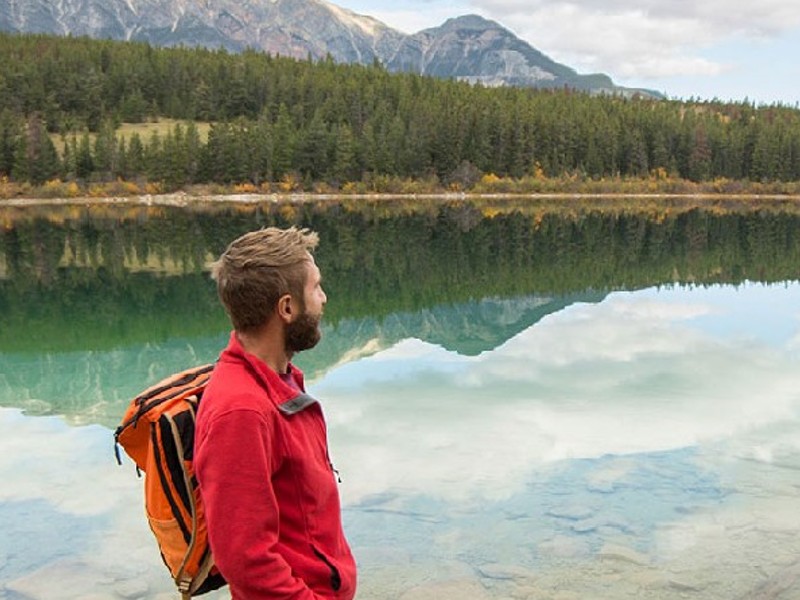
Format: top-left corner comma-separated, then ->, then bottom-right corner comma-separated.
195,226 -> 357,600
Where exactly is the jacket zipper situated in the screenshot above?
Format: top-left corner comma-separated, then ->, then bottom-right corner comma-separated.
312,546 -> 342,592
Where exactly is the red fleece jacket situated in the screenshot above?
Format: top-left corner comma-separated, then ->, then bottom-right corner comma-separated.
194,332 -> 357,599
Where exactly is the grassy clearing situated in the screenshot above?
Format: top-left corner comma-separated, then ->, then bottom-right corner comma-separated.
114,119 -> 212,142
50,119 -> 213,153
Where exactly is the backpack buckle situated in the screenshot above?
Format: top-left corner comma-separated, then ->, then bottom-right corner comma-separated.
177,575 -> 192,594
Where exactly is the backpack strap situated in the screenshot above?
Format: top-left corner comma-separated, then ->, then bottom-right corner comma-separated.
187,552 -> 217,596
167,412 -> 209,599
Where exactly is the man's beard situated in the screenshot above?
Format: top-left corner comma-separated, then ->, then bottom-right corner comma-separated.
285,312 -> 322,353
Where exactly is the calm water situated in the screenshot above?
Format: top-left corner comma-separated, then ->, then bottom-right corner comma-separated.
2,197 -> 800,599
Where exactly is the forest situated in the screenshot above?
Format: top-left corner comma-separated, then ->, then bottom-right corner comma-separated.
1,32 -> 800,194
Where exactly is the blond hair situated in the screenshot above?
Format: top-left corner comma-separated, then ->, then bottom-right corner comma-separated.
211,226 -> 319,332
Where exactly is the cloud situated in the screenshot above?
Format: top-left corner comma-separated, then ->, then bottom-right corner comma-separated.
362,6 -> 463,33
0,410 -> 134,514
465,0 -> 800,79
318,287 -> 800,505
0,408 -> 230,598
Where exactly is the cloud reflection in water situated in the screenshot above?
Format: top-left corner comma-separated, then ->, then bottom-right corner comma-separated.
318,283 -> 800,598
319,284 -> 800,505
2,283 -> 800,599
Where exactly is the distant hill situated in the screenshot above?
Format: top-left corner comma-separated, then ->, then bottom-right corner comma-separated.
0,0 -> 662,97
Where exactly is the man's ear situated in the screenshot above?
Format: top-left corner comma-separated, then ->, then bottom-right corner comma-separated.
276,293 -> 294,323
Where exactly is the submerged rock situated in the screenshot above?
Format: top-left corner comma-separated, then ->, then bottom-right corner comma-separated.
538,535 -> 591,558
398,578 -> 492,600
114,579 -> 150,599
546,506 -> 595,521
598,543 -> 650,566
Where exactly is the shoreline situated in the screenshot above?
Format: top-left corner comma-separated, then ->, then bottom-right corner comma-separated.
4,191 -> 800,207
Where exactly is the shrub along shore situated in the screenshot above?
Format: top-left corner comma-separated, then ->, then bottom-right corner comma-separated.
3,172 -> 800,205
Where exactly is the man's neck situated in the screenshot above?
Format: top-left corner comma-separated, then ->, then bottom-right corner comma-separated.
236,327 -> 292,374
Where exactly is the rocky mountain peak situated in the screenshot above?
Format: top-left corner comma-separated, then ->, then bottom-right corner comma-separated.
0,0 -> 660,97
436,14 -> 501,32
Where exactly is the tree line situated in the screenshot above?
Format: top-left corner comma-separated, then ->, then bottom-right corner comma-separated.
1,32 -> 799,189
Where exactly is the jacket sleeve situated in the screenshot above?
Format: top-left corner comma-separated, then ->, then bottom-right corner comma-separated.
195,406 -> 321,600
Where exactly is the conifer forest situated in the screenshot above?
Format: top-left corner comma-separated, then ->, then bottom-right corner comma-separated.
1,33 -> 799,192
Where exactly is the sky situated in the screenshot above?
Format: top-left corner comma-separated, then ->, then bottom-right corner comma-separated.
335,0 -> 800,107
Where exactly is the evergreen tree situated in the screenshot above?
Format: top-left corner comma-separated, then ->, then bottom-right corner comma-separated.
162,124 -> 186,189
93,119 -> 118,179
0,111 -> 20,176
119,87 -> 148,123
183,121 -> 203,184
272,104 -> 296,178
61,134 -> 77,179
126,132 -> 145,177
144,130 -> 164,181
296,109 -> 330,180
332,122 -> 357,183
11,114 -> 59,184
688,123 -> 712,182
0,32 -> 799,187
115,136 -> 128,180
76,131 -> 94,180
246,115 -> 273,184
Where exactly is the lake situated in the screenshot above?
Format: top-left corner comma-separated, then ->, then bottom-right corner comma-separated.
1,196 -> 800,599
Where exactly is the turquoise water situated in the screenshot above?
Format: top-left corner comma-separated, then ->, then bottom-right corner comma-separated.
2,283 -> 800,599
2,201 -> 800,598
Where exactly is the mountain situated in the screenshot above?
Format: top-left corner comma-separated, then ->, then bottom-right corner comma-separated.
387,15 -> 618,93
0,289 -> 609,426
303,289 -> 611,381
0,0 -> 658,96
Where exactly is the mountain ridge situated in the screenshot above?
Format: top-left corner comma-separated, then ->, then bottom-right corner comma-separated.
0,0 -> 661,97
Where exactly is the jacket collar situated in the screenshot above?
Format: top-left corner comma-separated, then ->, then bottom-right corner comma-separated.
222,331 -> 317,415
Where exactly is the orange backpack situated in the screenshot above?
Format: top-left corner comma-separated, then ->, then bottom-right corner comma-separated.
114,364 -> 226,599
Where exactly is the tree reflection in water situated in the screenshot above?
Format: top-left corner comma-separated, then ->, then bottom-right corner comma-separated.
1,197 -> 800,599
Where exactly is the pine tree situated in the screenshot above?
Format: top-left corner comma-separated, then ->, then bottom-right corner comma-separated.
61,134 -> 77,179
297,109 -> 330,180
183,121 -> 202,183
144,130 -> 164,182
126,132 -> 145,177
0,111 -> 20,177
272,104 -> 296,179
76,131 -> 94,180
332,122 -> 356,183
246,114 -> 273,184
12,114 -> 59,184
93,119 -> 117,179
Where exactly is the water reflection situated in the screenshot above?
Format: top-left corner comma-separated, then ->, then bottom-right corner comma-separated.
323,283 -> 800,599
322,283 -> 800,498
0,291 -> 604,427
3,283 -> 799,599
4,197 -> 800,353
2,199 -> 800,598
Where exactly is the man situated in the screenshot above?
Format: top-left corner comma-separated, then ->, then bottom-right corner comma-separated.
195,226 -> 357,599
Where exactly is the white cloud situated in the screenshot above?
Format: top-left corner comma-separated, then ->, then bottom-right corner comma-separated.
0,409 -> 230,599
0,410 -> 133,514
356,7 -> 460,33
335,0 -> 800,100
465,0 -> 800,79
318,287 -> 800,506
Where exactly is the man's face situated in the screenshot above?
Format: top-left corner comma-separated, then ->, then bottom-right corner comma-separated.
285,257 -> 326,353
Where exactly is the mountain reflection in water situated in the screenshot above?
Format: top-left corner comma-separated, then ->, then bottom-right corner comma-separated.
1,198 -> 800,599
